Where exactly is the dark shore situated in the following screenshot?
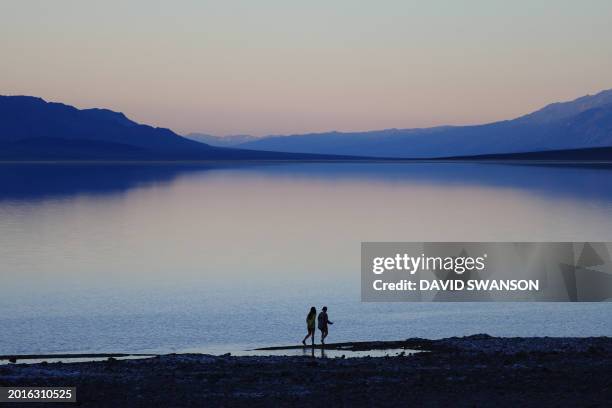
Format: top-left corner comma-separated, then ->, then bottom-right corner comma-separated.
1,335 -> 611,407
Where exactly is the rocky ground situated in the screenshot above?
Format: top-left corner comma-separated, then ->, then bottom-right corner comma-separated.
1,335 -> 611,407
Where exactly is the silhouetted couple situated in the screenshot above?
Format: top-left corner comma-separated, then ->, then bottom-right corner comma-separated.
302,306 -> 333,346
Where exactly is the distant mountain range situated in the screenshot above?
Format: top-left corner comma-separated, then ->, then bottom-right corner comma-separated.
1,90 -> 612,161
230,89 -> 612,158
0,96 -> 339,160
184,133 -> 260,147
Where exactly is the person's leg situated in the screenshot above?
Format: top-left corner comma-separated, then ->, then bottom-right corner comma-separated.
322,329 -> 328,344
302,330 -> 311,345
311,328 -> 315,345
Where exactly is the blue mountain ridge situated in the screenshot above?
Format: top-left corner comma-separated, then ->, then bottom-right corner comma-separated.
236,90 -> 612,158
0,96 -> 349,160
2,91 -> 612,160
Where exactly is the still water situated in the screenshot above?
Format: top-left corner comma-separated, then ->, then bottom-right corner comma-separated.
0,162 -> 611,355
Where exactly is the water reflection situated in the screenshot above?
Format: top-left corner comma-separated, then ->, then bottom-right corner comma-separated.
0,163 -> 224,201
1,162 -> 612,355
1,162 -> 612,204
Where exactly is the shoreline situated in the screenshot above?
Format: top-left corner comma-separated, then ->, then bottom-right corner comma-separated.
2,334 -> 611,362
0,353 -> 156,364
1,335 -> 610,406
1,159 -> 612,165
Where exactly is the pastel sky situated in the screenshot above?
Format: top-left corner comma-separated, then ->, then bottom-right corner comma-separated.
1,0 -> 611,136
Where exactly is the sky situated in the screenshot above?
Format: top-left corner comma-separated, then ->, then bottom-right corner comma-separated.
1,0 -> 611,136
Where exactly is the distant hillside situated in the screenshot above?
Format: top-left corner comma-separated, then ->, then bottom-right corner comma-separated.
515,89 -> 612,124
445,146 -> 612,161
4,91 -> 612,161
0,96 -> 343,160
184,133 -> 259,147
237,90 -> 612,158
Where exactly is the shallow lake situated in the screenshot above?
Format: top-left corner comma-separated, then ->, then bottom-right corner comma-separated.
1,162 -> 611,355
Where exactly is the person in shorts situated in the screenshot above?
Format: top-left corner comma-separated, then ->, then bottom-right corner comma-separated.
317,306 -> 333,344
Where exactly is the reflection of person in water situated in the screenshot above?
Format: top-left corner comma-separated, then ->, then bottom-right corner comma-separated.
317,306 -> 333,344
302,307 -> 317,346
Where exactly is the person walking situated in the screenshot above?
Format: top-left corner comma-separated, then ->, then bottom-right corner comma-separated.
302,307 -> 317,346
317,306 -> 333,344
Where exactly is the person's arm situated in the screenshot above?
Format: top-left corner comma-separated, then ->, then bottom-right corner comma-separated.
328,316 -> 333,325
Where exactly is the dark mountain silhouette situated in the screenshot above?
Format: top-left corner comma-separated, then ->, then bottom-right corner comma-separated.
3,91 -> 612,161
237,90 -> 612,158
0,96 -> 347,160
